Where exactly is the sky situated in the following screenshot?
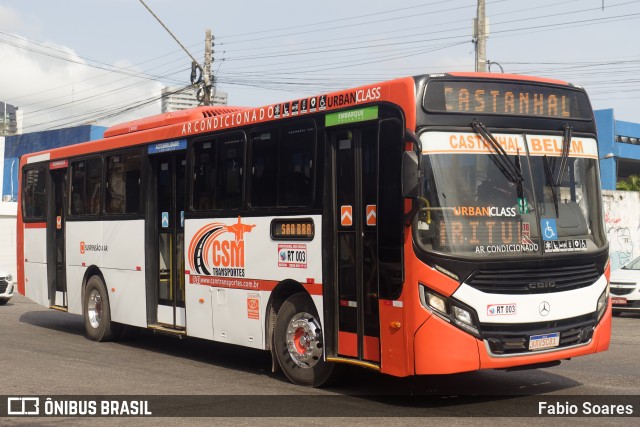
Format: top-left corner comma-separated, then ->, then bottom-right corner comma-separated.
0,0 -> 639,134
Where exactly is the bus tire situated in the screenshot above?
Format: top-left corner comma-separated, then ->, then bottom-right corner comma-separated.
83,275 -> 117,342
274,292 -> 334,387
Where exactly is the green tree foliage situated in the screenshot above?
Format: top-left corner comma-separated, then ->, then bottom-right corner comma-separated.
616,175 -> 640,191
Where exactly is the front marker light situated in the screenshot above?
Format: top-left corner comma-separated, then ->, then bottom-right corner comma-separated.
596,288 -> 608,322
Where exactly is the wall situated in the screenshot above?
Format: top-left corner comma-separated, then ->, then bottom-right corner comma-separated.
0,136 -> 4,200
0,202 -> 17,278
603,189 -> 640,270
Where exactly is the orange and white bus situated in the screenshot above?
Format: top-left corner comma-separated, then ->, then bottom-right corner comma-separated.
17,72 -> 611,386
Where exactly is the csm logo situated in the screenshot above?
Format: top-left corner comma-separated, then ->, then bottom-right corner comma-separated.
7,397 -> 40,415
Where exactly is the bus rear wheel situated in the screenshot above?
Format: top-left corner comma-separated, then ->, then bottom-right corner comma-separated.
83,275 -> 118,342
274,292 -> 335,387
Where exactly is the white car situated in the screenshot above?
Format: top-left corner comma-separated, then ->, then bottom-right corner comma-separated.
0,270 -> 14,305
610,256 -> 640,316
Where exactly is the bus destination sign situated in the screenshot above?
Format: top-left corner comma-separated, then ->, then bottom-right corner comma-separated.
271,218 -> 315,241
424,80 -> 591,119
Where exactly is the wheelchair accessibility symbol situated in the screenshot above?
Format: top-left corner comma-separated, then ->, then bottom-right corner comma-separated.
541,218 -> 558,241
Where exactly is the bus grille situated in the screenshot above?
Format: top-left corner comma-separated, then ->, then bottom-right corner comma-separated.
465,264 -> 600,294
482,313 -> 597,355
609,288 -> 635,295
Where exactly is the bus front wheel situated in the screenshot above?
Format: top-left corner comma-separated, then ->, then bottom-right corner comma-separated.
83,275 -> 118,342
274,292 -> 335,387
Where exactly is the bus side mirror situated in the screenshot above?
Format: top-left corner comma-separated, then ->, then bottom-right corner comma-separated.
402,151 -> 420,199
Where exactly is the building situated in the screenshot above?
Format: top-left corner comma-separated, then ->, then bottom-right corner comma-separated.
0,101 -> 23,136
161,86 -> 228,113
595,109 -> 640,190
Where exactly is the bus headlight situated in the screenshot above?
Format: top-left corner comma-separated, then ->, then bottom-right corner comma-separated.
420,285 -> 481,339
452,305 -> 473,325
425,292 -> 447,315
451,304 -> 481,337
596,288 -> 608,322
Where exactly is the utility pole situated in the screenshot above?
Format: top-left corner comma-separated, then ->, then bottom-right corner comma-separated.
203,29 -> 213,106
138,0 -> 210,106
475,0 -> 487,72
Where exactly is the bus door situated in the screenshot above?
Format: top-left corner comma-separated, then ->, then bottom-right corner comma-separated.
330,124 -> 381,363
47,164 -> 68,308
152,151 -> 187,329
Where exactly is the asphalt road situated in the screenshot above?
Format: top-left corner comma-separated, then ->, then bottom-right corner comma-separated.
1,294 -> 639,426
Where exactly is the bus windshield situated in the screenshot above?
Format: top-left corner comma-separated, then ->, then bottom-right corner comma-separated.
413,131 -> 606,258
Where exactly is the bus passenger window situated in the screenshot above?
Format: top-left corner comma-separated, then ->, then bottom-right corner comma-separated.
216,136 -> 243,209
70,157 -> 102,216
106,151 -> 141,215
193,140 -> 217,210
280,124 -> 314,207
22,167 -> 47,220
193,132 -> 244,211
249,122 -> 315,209
250,130 -> 278,207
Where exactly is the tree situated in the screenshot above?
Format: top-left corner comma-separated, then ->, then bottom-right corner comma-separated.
616,175 -> 640,191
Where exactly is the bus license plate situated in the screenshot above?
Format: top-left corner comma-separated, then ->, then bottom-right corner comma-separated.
529,332 -> 560,351
611,297 -> 627,306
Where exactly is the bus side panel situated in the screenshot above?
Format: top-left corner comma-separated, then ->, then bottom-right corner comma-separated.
65,220 -> 147,328
100,220 -> 146,328
65,221 -> 102,315
210,288 -> 265,349
23,226 -> 49,307
102,268 -> 146,328
185,284 -> 214,340
184,215 -> 323,349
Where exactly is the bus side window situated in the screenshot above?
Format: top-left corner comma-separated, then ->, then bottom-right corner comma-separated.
106,151 -> 141,215
70,157 -> 102,216
216,135 -> 244,210
193,140 -> 217,211
192,132 -> 244,212
249,122 -> 315,209
22,167 -> 47,220
280,124 -> 314,207
250,130 -> 278,208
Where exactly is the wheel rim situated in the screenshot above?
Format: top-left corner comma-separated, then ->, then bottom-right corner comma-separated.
87,289 -> 103,329
286,312 -> 323,368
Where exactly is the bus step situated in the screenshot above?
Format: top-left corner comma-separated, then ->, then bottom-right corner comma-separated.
49,305 -> 68,312
148,324 -> 187,338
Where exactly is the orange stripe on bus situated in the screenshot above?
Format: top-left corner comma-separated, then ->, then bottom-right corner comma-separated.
363,336 -> 381,362
338,331 -> 358,358
24,222 -> 46,229
188,275 -> 322,295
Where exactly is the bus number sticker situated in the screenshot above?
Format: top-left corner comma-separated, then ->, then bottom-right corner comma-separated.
247,294 -> 260,320
278,244 -> 307,269
487,303 -> 517,316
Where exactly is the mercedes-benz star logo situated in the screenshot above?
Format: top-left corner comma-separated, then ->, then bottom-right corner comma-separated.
539,301 -> 551,316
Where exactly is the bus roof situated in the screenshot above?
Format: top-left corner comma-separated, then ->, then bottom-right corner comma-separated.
19,72 -> 583,165
103,106 -> 248,138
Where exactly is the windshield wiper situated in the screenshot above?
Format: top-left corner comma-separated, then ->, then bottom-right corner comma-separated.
543,155 -> 560,218
471,119 -> 524,184
556,123 -> 573,186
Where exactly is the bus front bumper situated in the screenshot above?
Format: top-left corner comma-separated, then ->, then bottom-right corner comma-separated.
414,302 -> 611,375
